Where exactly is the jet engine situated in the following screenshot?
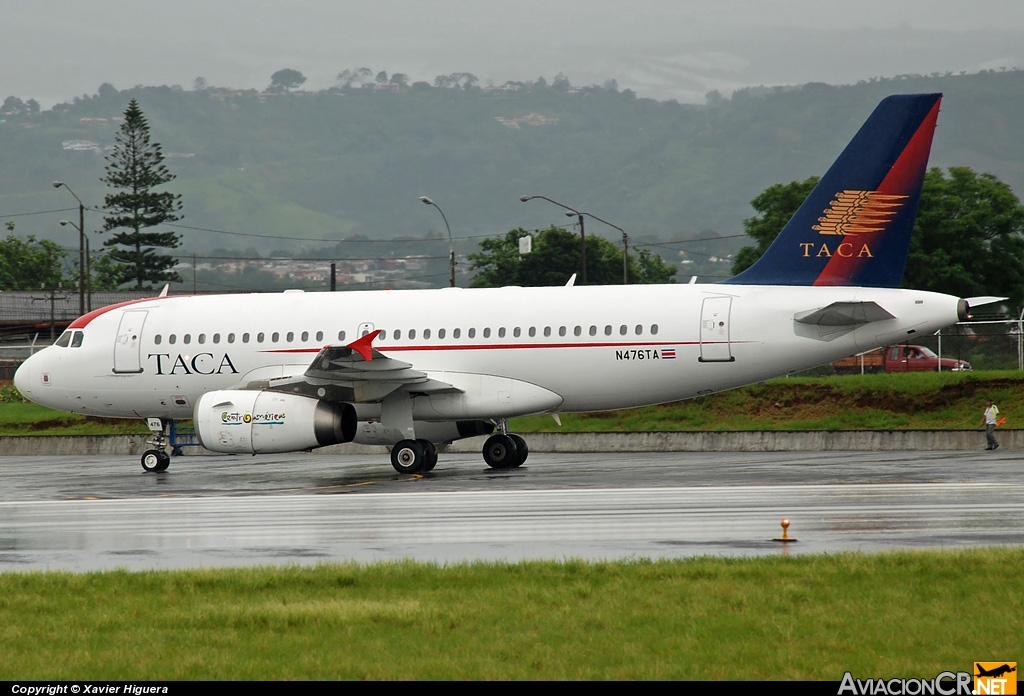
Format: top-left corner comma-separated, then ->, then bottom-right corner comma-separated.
194,390 -> 357,454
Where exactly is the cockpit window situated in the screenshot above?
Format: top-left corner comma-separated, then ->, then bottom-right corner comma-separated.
71,331 -> 84,348
55,331 -> 72,348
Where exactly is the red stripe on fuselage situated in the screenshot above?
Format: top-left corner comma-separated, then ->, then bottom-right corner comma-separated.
813,98 -> 941,286
262,340 -> 712,354
68,295 -> 186,329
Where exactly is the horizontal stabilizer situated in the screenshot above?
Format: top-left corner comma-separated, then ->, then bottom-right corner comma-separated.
794,301 -> 895,326
964,296 -> 1007,308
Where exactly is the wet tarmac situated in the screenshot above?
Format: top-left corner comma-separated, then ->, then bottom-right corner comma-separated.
1,449 -> 1022,571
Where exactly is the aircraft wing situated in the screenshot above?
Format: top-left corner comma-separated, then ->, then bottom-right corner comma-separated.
257,330 -> 461,403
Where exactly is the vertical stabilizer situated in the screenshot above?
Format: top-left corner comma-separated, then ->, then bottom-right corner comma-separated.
724,93 -> 942,287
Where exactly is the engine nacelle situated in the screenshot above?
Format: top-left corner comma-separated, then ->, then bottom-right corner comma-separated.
194,390 -> 357,454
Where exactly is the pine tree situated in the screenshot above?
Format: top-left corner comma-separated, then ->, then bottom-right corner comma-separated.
101,99 -> 182,289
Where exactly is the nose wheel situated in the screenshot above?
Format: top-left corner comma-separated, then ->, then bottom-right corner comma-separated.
141,449 -> 171,472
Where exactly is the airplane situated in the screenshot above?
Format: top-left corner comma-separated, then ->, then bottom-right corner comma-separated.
13,93 -> 983,475
975,664 -> 1016,679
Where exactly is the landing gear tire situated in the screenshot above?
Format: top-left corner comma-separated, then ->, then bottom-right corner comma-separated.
508,434 -> 529,467
141,449 -> 170,473
418,439 -> 438,473
391,439 -> 428,474
483,433 -> 519,469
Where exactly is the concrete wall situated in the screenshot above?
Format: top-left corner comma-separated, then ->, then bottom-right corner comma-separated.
0,430 -> 1012,456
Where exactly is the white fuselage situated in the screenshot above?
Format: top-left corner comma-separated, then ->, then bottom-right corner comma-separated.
15,283 -> 961,422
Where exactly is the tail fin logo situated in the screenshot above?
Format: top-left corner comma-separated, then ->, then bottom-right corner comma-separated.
813,190 -> 908,236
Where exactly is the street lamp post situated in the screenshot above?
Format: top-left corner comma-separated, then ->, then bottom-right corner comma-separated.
60,220 -> 91,311
574,211 -> 628,284
52,181 -> 86,315
520,195 -> 588,285
419,196 -> 456,288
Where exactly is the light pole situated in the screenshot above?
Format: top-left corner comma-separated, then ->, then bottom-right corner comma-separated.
575,211 -> 628,284
419,196 -> 456,288
59,220 -> 92,312
52,181 -> 86,315
520,195 -> 588,285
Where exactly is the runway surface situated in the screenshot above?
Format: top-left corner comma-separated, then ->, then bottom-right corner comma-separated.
1,449 -> 1022,571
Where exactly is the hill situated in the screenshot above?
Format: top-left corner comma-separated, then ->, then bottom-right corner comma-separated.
2,70 -> 1024,288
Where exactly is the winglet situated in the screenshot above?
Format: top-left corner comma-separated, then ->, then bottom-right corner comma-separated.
158,284 -> 169,297
347,329 -> 381,362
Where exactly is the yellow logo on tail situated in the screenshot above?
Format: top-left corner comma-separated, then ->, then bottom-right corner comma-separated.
813,190 -> 908,236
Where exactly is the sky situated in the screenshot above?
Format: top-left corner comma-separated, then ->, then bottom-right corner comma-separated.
4,0 -> 1024,107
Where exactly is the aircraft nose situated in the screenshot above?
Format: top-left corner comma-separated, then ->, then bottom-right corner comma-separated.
13,351 -> 43,400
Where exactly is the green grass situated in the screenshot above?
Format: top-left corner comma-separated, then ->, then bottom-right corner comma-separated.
1,550 -> 1020,680
512,371 -> 1024,432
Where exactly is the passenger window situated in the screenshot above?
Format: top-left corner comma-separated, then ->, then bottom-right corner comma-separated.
379,330 -> 387,340
605,325 -> 612,336
257,332 -> 264,343
528,327 -> 536,337
573,326 -> 581,337
338,330 -> 346,341
619,325 -> 627,336
438,328 -> 446,339
543,327 -> 551,337
169,334 -> 177,345
315,331 -> 323,342
198,334 -> 206,344
286,332 -> 294,342
409,329 -> 417,339
453,328 -> 461,339
498,327 -> 505,338
228,333 -> 235,343
71,331 -> 84,348
483,328 -> 491,338
183,334 -> 191,345
213,333 -> 220,344
468,328 -> 476,338
271,332 -> 279,342
154,334 -> 162,345
513,327 -> 521,338
558,326 -> 566,337
635,325 -> 643,335
424,328 -> 431,339
55,332 -> 72,348
242,333 -> 249,343
651,324 -> 659,335
394,329 -> 402,340
301,331 -> 308,342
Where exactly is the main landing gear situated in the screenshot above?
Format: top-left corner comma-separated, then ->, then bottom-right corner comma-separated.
482,433 -> 529,469
390,439 -> 439,474
388,429 -> 529,475
141,417 -> 171,473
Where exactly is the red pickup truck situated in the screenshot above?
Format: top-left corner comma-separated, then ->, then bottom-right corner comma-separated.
833,345 -> 971,374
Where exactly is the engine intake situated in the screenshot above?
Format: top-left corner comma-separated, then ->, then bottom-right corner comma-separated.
194,390 -> 357,454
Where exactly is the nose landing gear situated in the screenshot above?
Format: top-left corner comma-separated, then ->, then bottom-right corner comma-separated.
140,417 -> 171,472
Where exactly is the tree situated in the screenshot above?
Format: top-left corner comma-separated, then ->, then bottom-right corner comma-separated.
0,228 -> 66,290
731,176 -> 818,276
469,226 -> 676,287
730,168 -> 1024,305
100,99 -> 183,289
907,167 -> 1024,305
269,68 -> 306,93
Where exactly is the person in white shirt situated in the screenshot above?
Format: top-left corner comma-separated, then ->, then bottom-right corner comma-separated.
983,400 -> 1000,450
